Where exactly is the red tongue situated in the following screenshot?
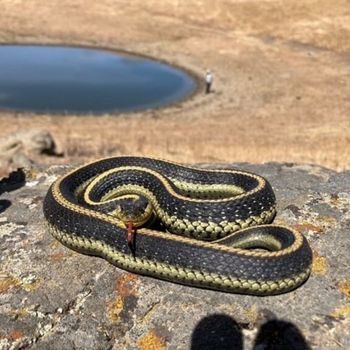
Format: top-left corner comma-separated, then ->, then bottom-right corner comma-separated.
127,222 -> 135,252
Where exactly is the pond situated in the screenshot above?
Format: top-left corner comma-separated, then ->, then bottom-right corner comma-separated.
0,45 -> 196,114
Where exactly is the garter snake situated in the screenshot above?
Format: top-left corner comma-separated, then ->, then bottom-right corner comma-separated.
43,156 -> 312,295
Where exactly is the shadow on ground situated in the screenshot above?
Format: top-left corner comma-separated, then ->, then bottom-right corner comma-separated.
0,168 -> 26,213
191,313 -> 311,350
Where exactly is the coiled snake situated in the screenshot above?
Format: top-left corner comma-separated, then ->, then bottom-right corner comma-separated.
43,156 -> 312,295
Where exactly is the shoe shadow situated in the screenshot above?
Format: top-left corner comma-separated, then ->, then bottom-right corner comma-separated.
191,313 -> 311,350
0,168 -> 26,214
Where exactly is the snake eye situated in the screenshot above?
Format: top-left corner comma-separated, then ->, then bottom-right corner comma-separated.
132,196 -> 149,214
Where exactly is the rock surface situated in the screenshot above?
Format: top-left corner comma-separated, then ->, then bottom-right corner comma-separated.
0,162 -> 349,350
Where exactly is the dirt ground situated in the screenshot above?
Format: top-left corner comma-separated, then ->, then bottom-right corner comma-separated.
0,0 -> 350,170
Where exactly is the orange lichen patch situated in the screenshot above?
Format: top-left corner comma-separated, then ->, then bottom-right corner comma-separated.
48,252 -> 67,261
8,330 -> 24,341
331,304 -> 350,318
116,272 -> 139,298
138,330 -> 166,350
293,223 -> 323,234
107,296 -> 124,322
311,255 -> 328,275
107,273 -> 140,323
336,280 -> 350,298
0,275 -> 20,293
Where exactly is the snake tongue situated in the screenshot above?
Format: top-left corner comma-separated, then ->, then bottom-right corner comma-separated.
127,222 -> 136,254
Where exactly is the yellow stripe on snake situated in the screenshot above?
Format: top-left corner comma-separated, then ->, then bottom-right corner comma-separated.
43,156 -> 312,295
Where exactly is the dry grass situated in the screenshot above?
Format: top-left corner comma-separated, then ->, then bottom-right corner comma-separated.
0,0 -> 350,170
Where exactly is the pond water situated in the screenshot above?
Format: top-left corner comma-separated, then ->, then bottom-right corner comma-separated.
0,45 -> 196,114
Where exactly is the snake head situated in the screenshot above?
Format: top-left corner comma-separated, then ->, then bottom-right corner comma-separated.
112,195 -> 153,228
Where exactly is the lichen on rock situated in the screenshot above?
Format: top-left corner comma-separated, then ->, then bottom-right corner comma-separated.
0,162 -> 350,350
